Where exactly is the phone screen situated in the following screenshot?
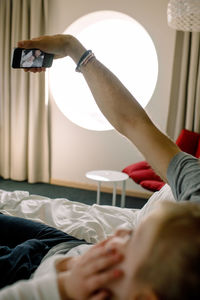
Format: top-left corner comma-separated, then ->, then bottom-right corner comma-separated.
12,48 -> 54,68
20,49 -> 44,68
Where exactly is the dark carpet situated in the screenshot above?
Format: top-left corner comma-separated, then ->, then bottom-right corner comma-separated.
0,177 -> 147,209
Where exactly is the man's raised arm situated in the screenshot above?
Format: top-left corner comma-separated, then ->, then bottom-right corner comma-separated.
18,34 -> 180,182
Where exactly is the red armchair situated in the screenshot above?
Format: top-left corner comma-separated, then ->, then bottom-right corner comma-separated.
122,129 -> 200,192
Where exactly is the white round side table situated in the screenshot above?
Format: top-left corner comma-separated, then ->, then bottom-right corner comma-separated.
86,170 -> 129,207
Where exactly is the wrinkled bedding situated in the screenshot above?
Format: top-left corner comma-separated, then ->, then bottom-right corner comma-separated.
0,184 -> 175,243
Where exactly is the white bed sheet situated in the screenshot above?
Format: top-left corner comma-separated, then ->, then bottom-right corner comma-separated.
0,184 -> 175,243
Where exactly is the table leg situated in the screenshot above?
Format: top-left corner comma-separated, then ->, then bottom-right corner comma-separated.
121,181 -> 126,208
97,181 -> 101,205
112,182 -> 117,206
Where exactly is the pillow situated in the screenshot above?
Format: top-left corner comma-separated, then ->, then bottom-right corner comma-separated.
122,161 -> 150,175
175,129 -> 200,155
140,180 -> 165,192
128,168 -> 163,184
195,139 -> 200,158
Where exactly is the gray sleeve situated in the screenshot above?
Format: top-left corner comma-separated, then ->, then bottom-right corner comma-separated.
0,275 -> 60,300
167,152 -> 200,202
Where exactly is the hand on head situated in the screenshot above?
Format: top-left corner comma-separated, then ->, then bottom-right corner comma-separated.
57,237 -> 125,300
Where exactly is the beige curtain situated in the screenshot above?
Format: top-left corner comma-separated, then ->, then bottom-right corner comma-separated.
0,0 -> 49,183
167,31 -> 200,140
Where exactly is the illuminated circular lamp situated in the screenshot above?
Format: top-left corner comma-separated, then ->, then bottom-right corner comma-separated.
49,11 -> 158,131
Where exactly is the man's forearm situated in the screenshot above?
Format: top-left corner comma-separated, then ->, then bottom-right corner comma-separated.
66,36 -> 148,135
67,39 -> 180,181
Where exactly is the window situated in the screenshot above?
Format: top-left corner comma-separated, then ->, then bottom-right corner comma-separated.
49,11 -> 158,131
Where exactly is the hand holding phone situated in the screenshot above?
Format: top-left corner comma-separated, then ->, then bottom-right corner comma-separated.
12,48 -> 54,69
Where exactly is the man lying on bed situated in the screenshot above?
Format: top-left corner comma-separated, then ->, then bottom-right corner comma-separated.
1,34 -> 199,299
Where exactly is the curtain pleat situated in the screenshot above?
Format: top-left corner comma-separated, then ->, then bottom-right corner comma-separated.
194,59 -> 200,132
167,31 -> 200,140
185,33 -> 200,130
0,0 -> 50,183
174,32 -> 190,139
0,0 -> 12,178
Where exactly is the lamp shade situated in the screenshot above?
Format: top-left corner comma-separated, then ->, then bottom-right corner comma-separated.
167,0 -> 200,31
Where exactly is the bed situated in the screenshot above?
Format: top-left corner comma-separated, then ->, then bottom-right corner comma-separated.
0,184 -> 175,243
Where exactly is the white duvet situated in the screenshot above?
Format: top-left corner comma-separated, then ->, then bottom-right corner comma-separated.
0,184 -> 175,243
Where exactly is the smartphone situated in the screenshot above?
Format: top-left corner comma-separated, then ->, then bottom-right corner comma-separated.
11,48 -> 54,68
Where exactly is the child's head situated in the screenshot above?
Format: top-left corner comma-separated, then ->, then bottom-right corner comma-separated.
106,201 -> 200,299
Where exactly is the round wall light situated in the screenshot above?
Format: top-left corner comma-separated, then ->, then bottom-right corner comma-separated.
49,11 -> 158,131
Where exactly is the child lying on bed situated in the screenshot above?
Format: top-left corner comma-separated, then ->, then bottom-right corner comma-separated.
1,34 -> 199,299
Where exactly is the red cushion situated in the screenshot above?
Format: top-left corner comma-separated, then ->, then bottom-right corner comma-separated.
195,139 -> 200,158
140,180 -> 165,192
175,129 -> 200,155
122,129 -> 200,192
128,168 -> 163,184
122,161 -> 150,175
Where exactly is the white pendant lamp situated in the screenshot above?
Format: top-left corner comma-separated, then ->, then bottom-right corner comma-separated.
167,0 -> 200,31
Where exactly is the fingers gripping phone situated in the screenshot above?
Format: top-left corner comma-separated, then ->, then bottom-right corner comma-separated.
12,48 -> 54,68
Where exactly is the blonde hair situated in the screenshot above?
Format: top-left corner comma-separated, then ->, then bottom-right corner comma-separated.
134,201 -> 200,300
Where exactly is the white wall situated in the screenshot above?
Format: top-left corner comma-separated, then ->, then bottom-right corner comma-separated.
48,0 -> 176,193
